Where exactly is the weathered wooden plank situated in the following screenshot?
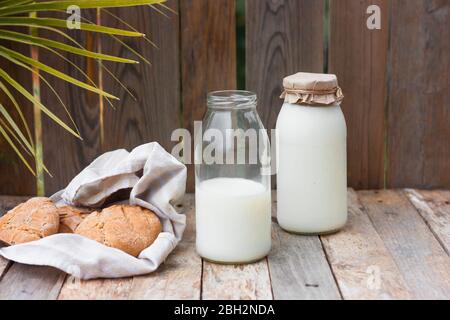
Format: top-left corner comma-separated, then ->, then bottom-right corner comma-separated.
387,1 -> 450,188
0,38 -> 35,196
246,0 -> 324,135
321,190 -> 411,300
58,277 -> 133,300
0,197 -> 65,300
202,260 -> 272,300
39,10 -> 101,195
358,190 -> 450,299
268,192 -> 340,300
180,0 -> 237,192
0,264 -> 65,300
0,257 -> 8,281
101,2 -> 180,156
329,0 -> 389,189
0,196 -> 28,279
405,189 -> 450,255
129,195 -> 201,300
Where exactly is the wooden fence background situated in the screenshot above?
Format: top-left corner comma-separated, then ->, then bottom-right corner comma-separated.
0,0 -> 448,196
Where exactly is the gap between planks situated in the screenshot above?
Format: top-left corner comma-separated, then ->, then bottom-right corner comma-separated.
404,189 -> 450,255
357,190 -> 450,299
268,192 -> 341,300
321,190 -> 411,300
1,190 -> 449,300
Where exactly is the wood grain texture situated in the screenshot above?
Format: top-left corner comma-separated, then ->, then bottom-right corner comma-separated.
321,190 -> 411,300
0,264 -> 65,300
268,192 -> 341,300
329,0 -> 389,189
101,2 -> 180,156
129,195 -> 202,300
180,0 -> 237,192
202,260 -> 272,300
387,0 -> 450,188
269,225 -> 341,300
405,189 -> 450,255
0,196 -> 28,279
58,277 -> 133,300
0,257 -> 8,281
246,0 -> 324,133
358,190 -> 450,299
0,39 -> 35,196
40,10 -> 101,195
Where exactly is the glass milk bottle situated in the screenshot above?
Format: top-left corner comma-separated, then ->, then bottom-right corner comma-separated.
276,72 -> 347,234
195,91 -> 271,264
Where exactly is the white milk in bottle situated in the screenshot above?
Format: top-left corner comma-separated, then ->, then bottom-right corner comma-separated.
276,72 -> 347,234
195,91 -> 272,264
196,178 -> 271,263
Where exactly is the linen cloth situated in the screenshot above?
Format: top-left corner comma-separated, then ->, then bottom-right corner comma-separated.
0,142 -> 187,279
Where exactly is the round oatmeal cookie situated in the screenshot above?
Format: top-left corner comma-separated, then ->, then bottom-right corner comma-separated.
0,197 -> 60,245
75,205 -> 162,257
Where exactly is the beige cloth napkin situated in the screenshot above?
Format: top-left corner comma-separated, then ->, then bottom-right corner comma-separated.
0,142 -> 187,279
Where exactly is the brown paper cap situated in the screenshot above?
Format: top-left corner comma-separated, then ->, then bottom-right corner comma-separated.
280,72 -> 344,106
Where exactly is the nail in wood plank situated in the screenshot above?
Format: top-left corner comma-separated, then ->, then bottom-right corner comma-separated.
0,264 -> 65,300
129,195 -> 202,300
358,190 -> 450,299
405,189 -> 450,255
268,192 -> 340,300
269,226 -> 342,300
321,190 -> 411,300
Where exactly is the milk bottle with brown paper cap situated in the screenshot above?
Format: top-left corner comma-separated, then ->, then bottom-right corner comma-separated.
276,72 -> 348,234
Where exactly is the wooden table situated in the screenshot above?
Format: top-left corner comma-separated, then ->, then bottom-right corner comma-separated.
0,189 -> 449,300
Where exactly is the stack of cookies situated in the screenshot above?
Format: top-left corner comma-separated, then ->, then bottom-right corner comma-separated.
0,197 -> 162,257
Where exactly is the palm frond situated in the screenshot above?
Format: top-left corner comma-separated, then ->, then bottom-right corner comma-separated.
0,67 -> 81,138
0,1 -> 165,16
0,0 -> 170,195
0,17 -> 145,37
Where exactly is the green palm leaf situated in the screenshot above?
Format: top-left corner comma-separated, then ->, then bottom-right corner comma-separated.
0,1 -> 165,16
0,17 -> 145,37
0,29 -> 138,63
0,45 -> 119,100
0,67 -> 81,139
0,0 -> 171,195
